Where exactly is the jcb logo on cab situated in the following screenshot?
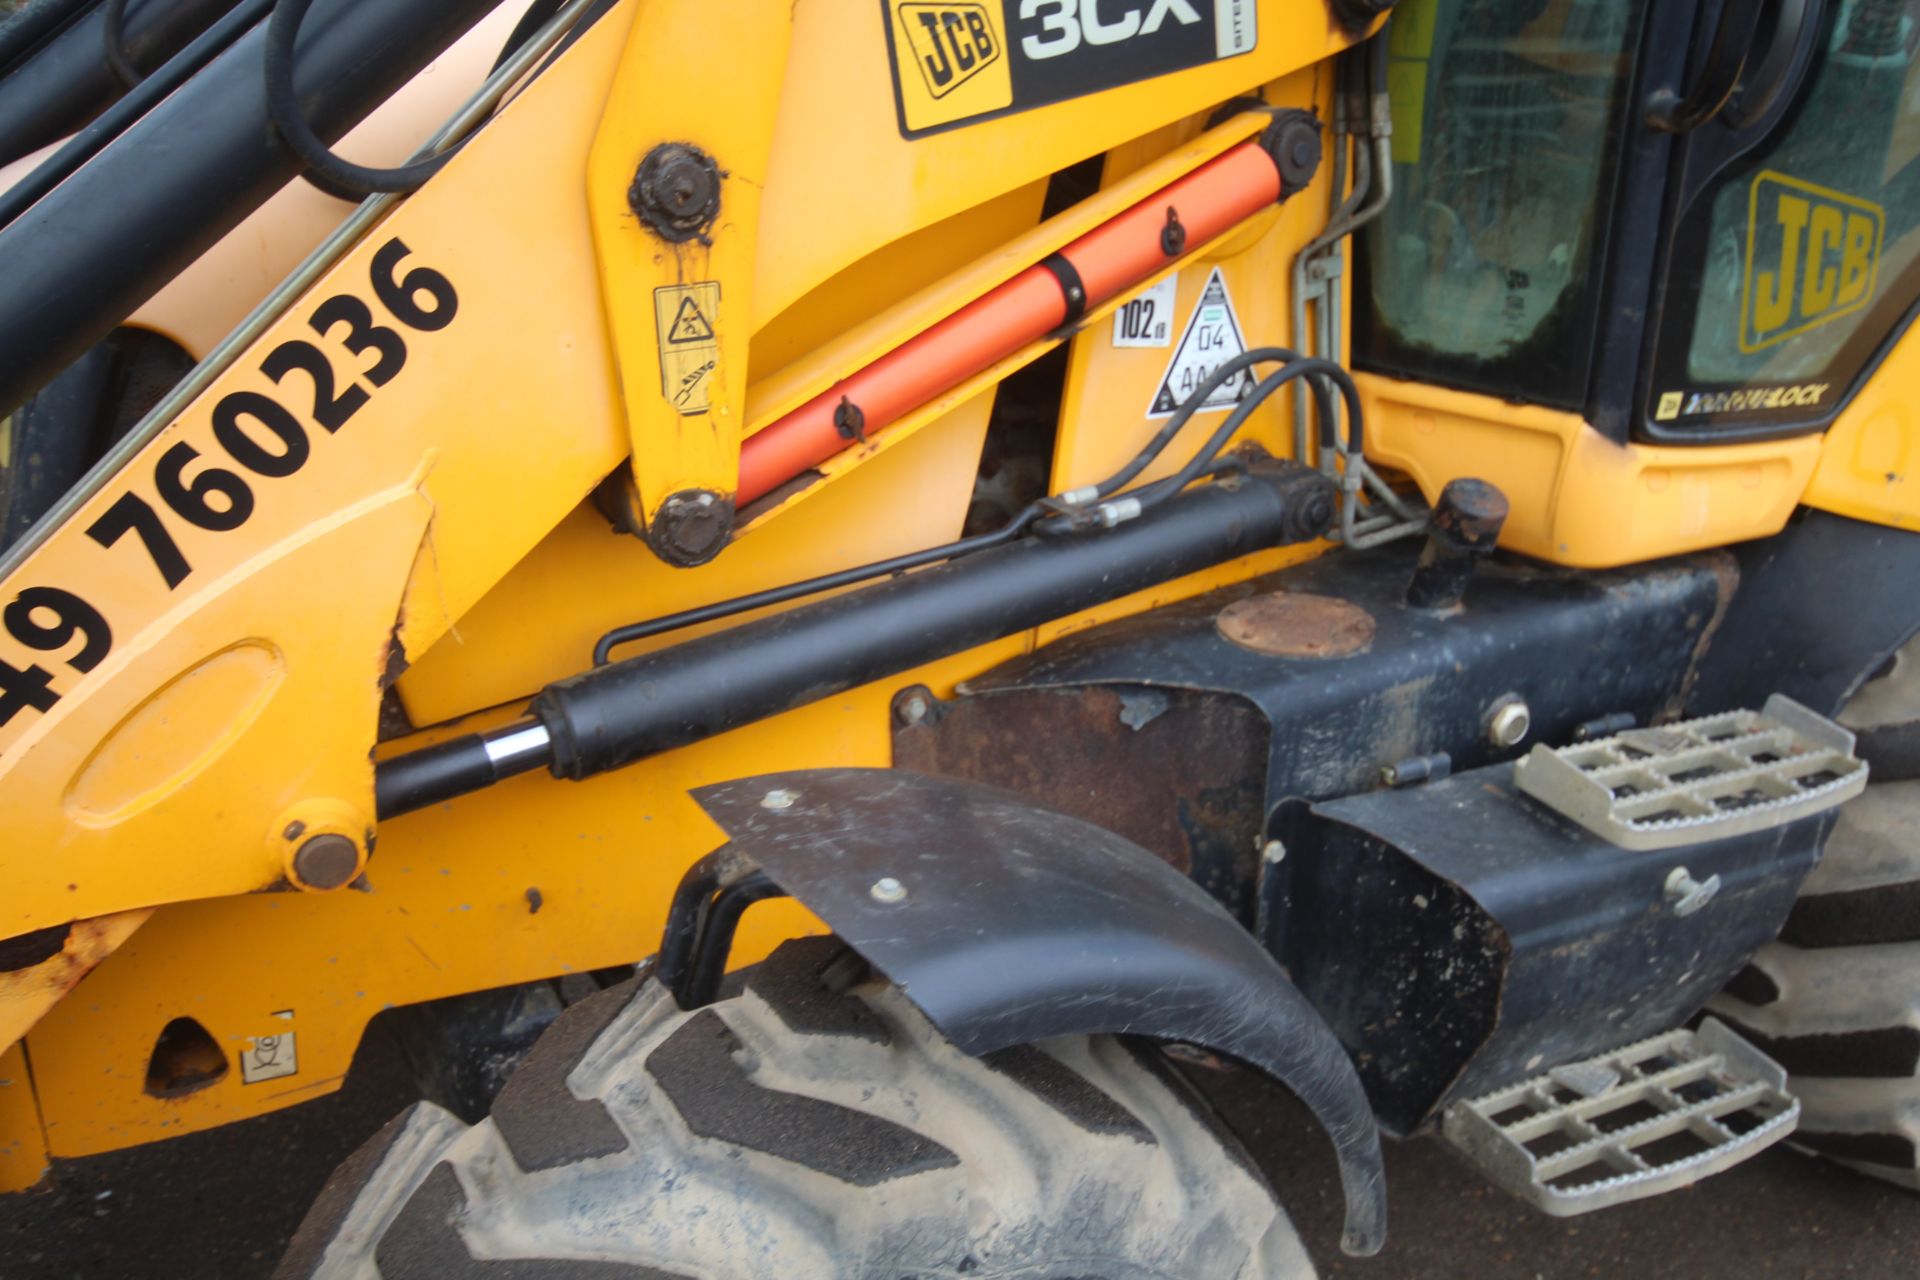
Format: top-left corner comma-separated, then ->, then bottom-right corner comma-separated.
1741,171 -> 1884,353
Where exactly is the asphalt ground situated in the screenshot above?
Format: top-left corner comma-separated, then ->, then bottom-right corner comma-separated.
2,1023 -> 1916,1278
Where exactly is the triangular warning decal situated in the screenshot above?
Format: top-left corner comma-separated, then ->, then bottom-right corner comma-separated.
666,295 -> 715,344
1148,268 -> 1252,417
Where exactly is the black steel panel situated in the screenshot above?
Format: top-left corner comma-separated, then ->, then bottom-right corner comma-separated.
1283,765 -> 1829,1134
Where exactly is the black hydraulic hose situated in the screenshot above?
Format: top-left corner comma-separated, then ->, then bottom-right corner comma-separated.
265,0 -> 464,198
375,462 -> 1338,818
0,0 -> 234,168
594,349 -> 1355,661
100,0 -> 139,85
0,0 -> 500,419
0,0 -> 269,231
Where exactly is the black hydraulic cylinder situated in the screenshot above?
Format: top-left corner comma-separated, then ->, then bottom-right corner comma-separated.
0,0 -> 497,419
375,464 -> 1338,818
0,0 -> 237,168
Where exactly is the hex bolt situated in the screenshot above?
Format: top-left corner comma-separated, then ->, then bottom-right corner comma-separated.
292,834 -> 360,891
760,789 -> 797,811
1262,840 -> 1287,864
870,876 -> 908,904
1487,697 -> 1532,748
900,694 -> 929,725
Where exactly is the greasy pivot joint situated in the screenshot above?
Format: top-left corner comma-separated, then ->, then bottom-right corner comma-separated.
630,143 -> 723,243
648,489 -> 736,567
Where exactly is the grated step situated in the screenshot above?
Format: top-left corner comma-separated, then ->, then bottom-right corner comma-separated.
1514,694 -> 1867,850
1441,1019 -> 1800,1216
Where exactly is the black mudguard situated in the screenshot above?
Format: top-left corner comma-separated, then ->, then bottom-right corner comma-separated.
690,767 -> 1388,1258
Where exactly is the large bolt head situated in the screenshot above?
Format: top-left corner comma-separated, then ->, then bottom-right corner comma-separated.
630,143 -> 722,242
647,488 -> 735,568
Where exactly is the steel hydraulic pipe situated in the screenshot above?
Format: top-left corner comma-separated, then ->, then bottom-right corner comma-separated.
375,462 -> 1337,818
0,0 -> 498,418
734,121 -> 1317,506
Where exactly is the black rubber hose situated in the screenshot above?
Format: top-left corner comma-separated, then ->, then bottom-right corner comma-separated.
264,0 -> 464,197
100,0 -> 138,85
592,348 -> 1355,661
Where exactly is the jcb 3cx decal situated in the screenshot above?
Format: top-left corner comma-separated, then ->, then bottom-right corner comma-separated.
1741,171 -> 1884,354
883,0 -> 1257,137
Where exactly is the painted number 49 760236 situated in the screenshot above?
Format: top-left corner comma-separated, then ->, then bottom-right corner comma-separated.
0,236 -> 459,731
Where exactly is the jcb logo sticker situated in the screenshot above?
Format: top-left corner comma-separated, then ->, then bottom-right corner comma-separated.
895,3 -> 1009,106
883,1 -> 1255,137
1741,171 -> 1884,353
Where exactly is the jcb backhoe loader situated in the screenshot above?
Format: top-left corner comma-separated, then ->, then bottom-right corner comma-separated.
2,0 -> 1918,1274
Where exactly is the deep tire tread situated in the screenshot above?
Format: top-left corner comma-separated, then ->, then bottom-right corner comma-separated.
282,937 -> 1312,1279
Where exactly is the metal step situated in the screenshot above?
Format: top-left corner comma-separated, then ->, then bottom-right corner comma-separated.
1514,694 -> 1866,850
1441,1019 -> 1799,1216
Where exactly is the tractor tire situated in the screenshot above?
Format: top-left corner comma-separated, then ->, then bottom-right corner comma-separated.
1709,636 -> 1920,1189
277,935 -> 1314,1279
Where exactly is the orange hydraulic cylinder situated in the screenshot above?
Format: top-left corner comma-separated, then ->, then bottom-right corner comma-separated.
736,139 -> 1288,506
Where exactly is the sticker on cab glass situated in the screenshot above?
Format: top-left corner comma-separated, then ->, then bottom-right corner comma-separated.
1741,171 -> 1884,354
1149,267 -> 1251,417
1656,382 -> 1831,421
653,282 -> 720,416
883,1 -> 1257,137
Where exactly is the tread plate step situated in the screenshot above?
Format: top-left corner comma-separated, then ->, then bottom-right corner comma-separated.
1441,1019 -> 1800,1216
1514,694 -> 1866,850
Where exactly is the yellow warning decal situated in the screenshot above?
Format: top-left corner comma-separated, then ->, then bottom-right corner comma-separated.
886,1 -> 1012,134
653,282 -> 721,416
1741,171 -> 1884,354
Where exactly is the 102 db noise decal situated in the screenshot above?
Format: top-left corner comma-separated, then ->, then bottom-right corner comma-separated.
884,1 -> 1257,136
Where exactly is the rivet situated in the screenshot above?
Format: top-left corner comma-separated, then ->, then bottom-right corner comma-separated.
870,877 -> 908,904
761,789 -> 797,811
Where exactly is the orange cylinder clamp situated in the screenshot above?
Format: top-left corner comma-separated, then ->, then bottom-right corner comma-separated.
736,135 -> 1294,506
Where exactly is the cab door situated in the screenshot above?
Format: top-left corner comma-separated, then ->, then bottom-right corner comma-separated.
1357,0 -> 1920,445
1638,0 -> 1920,444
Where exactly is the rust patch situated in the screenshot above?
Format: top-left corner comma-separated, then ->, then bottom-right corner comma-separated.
894,685 -> 1268,912
1,911 -> 153,1048
1216,592 -> 1376,658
